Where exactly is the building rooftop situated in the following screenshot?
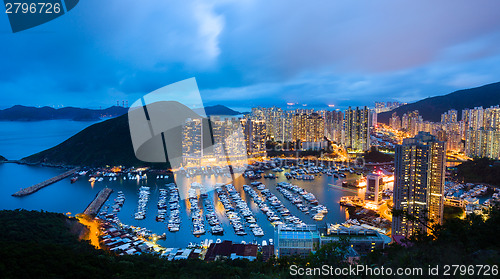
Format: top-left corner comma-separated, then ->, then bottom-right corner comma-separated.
205,241 -> 258,261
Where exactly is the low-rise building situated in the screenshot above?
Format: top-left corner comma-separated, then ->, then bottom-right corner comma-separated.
321,226 -> 390,255
205,241 -> 258,261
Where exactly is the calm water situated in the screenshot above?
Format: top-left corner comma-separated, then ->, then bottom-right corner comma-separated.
0,120 -> 97,160
0,120 -> 363,248
0,162 -> 364,247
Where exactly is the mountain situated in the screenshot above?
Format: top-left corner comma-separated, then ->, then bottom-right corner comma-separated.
21,113 -> 146,167
0,104 -> 240,122
378,82 -> 500,123
21,104 -> 240,167
194,105 -> 241,116
0,105 -> 128,121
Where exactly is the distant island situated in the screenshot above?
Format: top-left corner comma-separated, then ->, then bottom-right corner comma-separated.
194,104 -> 241,116
0,104 -> 242,122
0,105 -> 128,121
378,81 -> 500,123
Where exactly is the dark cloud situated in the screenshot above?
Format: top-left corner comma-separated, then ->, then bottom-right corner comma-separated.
0,0 -> 500,109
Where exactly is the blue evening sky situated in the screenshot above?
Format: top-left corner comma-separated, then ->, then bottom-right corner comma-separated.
1,0 -> 500,111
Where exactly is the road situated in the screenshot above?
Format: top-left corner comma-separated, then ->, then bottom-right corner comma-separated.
379,201 -> 392,222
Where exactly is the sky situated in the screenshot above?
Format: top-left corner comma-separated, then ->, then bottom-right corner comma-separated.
1,0 -> 500,111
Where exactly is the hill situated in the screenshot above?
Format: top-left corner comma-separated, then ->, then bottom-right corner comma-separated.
378,81 -> 500,123
21,113 -> 148,167
0,209 -> 282,279
363,147 -> 394,163
0,105 -> 128,121
21,104 -> 241,167
455,158 -> 500,185
0,155 -> 6,162
1,205 -> 499,279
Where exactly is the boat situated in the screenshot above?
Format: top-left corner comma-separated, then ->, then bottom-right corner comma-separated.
211,225 -> 224,235
135,186 -> 150,220
313,213 -> 324,221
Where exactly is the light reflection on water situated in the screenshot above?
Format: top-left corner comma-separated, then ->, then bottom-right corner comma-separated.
0,162 -> 364,247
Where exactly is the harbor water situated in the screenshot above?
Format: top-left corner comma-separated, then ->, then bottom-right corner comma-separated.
0,162 -> 365,248
0,119 -> 364,247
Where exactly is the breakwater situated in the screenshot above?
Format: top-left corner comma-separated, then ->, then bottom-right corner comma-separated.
83,188 -> 113,216
12,167 -> 81,197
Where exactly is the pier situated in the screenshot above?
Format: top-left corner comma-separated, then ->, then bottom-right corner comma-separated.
83,188 -> 113,217
12,167 -> 81,197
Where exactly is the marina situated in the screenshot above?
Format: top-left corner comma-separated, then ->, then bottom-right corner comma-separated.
189,183 -> 206,236
276,181 -> 328,221
156,188 -> 167,222
6,159 -> 498,251
215,184 -> 248,236
135,186 -> 150,220
0,162 -> 366,248
247,181 -> 305,227
166,183 -> 181,232
203,195 -> 224,235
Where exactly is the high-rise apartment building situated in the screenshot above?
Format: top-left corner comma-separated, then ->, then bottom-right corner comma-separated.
389,112 -> 401,130
393,132 -> 446,238
463,106 -> 500,159
248,119 -> 267,156
465,128 -> 500,159
365,174 -> 384,203
291,112 -> 325,143
343,106 -> 371,151
306,112 -> 325,142
401,110 -> 422,136
324,110 -> 343,143
440,109 -> 457,124
282,110 -> 294,143
182,118 -> 203,158
292,113 -> 308,142
257,106 -> 284,141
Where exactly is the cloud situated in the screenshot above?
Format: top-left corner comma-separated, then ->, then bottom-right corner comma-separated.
193,1 -> 224,60
446,73 -> 495,88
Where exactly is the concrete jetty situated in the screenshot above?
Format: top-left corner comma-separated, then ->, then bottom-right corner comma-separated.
12,167 -> 81,197
83,188 -> 113,217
